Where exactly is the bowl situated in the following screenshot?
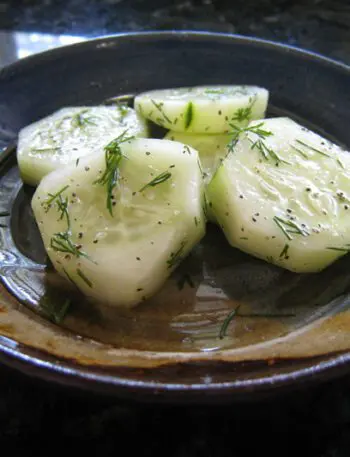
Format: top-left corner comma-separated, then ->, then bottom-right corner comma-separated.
1,31 -> 350,402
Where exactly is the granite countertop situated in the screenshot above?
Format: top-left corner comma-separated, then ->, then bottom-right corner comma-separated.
1,1 -> 350,455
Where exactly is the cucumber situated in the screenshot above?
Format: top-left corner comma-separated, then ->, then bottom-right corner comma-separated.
134,85 -> 269,133
17,105 -> 148,186
31,136 -> 205,308
207,117 -> 350,273
164,131 -> 232,183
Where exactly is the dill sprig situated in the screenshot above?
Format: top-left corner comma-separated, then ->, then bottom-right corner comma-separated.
295,139 -> 331,158
279,244 -> 290,259
150,99 -> 172,124
219,306 -> 240,339
291,144 -> 309,159
167,241 -> 186,269
231,96 -> 256,123
139,171 -> 172,192
71,109 -> 97,128
219,307 -> 296,339
326,245 -> 350,252
94,130 -> 134,216
227,121 -> 272,153
77,268 -> 93,288
43,186 -> 70,227
250,138 -> 291,165
39,292 -> 71,324
273,216 -> 309,241
50,230 -> 90,259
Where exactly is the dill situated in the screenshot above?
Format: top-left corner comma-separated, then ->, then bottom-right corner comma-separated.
250,138 -> 291,165
94,130 -> 134,216
39,292 -> 71,324
150,99 -> 172,124
279,244 -> 290,259
295,139 -> 331,158
43,186 -> 70,227
0,211 -> 10,217
326,245 -> 350,252
71,109 -> 97,128
77,268 -> 93,288
167,241 -> 186,269
337,158 -> 345,169
194,216 -> 199,227
290,144 -> 309,159
139,171 -> 172,192
231,96 -> 256,123
227,121 -> 273,153
50,230 -> 90,259
116,103 -> 129,118
219,306 -> 240,339
273,216 -> 309,241
184,102 -> 193,129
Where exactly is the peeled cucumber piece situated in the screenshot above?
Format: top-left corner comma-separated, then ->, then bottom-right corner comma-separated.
32,137 -> 205,308
134,85 -> 269,134
17,105 -> 148,186
207,117 -> 350,273
164,131 -> 232,183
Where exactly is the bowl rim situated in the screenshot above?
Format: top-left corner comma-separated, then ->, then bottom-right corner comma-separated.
1,30 -> 350,401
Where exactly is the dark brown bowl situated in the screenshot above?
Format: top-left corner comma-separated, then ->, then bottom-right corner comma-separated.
1,31 -> 350,402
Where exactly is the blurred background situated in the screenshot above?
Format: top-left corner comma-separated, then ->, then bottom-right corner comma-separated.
1,1 -> 350,456
1,0 -> 350,66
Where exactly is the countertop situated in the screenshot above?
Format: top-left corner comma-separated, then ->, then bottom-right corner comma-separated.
1,1 -> 350,456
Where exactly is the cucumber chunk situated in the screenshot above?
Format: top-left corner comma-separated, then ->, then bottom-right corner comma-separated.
17,105 -> 148,186
134,85 -> 269,134
207,117 -> 350,273
164,131 -> 232,183
32,136 -> 205,308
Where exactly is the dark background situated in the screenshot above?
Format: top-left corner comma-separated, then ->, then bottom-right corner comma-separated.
1,1 -> 350,456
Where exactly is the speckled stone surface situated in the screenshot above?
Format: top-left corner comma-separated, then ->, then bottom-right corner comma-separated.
1,0 -> 350,63
1,1 -> 350,455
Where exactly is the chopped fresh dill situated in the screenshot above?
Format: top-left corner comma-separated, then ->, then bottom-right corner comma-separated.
184,102 -> 193,129
139,171 -> 172,192
295,139 -> 331,158
39,292 -> 71,324
94,130 -> 134,216
326,245 -> 350,252
43,186 -> 70,227
337,158 -> 345,169
279,243 -> 290,259
290,144 -> 309,159
77,268 -> 93,288
250,138 -> 291,165
31,147 -> 60,154
75,158 -> 80,167
50,230 -> 90,259
150,99 -> 172,124
116,103 -> 129,118
167,240 -> 186,269
273,216 -> 309,241
219,306 -> 240,339
227,121 -> 273,153
0,211 -> 10,217
71,109 -> 97,128
194,216 -> 199,227
44,186 -> 69,210
231,96 -> 256,123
